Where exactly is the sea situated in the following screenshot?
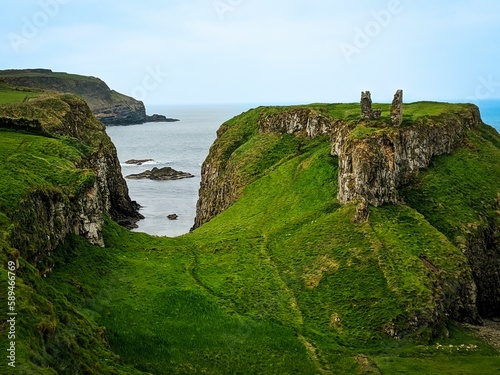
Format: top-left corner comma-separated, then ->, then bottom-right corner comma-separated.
106,101 -> 500,238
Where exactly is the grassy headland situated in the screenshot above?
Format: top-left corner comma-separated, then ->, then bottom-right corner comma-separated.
0,94 -> 499,374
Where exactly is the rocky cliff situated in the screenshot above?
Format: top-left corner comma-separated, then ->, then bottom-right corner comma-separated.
194,102 -> 500,322
330,105 -> 481,206
0,69 -> 148,125
195,103 -> 483,222
0,93 -> 142,265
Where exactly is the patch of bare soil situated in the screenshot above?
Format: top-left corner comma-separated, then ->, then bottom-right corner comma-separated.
463,319 -> 500,351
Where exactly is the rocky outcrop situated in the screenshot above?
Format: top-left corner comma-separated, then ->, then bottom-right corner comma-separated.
146,114 -> 180,123
260,107 -> 332,137
0,94 -> 143,265
11,184 -> 105,266
195,104 -> 483,226
126,167 -> 194,180
94,100 -> 147,125
125,159 -> 154,165
331,106 -> 481,206
459,215 -> 500,318
0,69 -> 172,125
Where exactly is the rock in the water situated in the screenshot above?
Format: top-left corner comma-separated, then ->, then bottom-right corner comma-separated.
125,159 -> 154,165
126,167 -> 194,180
390,89 -> 403,126
146,114 -> 180,123
167,214 -> 178,220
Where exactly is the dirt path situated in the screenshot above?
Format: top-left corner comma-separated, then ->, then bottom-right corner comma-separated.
463,319 -> 500,351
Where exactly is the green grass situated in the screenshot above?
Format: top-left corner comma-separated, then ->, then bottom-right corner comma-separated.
0,101 -> 499,374
43,117 -> 499,372
0,131 -> 92,214
0,87 -> 40,104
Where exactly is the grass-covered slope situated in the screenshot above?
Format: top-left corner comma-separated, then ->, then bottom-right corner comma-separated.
0,137 -> 141,374
0,69 -> 146,125
1,100 -> 499,374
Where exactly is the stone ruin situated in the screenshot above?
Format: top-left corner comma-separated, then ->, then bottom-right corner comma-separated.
360,91 -> 381,120
360,90 -> 403,126
390,89 -> 403,127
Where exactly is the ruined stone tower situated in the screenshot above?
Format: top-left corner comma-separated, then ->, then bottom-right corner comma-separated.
391,89 -> 403,126
360,91 -> 381,120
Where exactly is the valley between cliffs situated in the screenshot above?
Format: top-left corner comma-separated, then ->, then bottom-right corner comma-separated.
0,94 -> 499,374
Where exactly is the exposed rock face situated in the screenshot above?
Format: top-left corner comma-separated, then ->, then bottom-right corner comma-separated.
260,107 -> 332,137
126,167 -> 194,180
195,104 -> 483,223
0,69 -> 172,125
194,106 -> 482,228
0,94 -> 143,264
391,89 -> 403,126
460,218 -> 500,318
360,91 -> 381,120
95,101 -> 147,125
193,107 -> 332,230
331,106 -> 481,206
11,184 -> 105,265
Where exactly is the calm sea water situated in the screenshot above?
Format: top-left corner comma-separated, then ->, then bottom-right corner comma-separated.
106,104 -> 253,237
106,101 -> 500,238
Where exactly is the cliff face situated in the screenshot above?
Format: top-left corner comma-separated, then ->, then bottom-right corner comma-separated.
194,103 -> 500,324
195,104 -> 483,223
0,69 -> 147,125
0,94 -> 142,265
331,106 -> 481,206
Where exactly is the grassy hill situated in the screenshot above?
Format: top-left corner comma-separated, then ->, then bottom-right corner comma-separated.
0,94 -> 499,373
0,69 -> 147,125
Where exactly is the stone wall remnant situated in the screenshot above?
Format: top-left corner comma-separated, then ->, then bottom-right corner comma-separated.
391,89 -> 403,126
360,91 -> 381,120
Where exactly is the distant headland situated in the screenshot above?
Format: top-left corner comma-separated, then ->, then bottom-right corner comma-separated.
0,69 -> 179,125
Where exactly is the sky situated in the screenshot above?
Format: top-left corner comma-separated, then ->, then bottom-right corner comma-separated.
1,0 -> 499,105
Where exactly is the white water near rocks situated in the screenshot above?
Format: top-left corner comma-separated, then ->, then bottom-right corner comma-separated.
106,101 -> 500,238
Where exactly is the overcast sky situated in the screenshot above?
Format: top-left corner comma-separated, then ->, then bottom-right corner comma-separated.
1,0 -> 499,105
